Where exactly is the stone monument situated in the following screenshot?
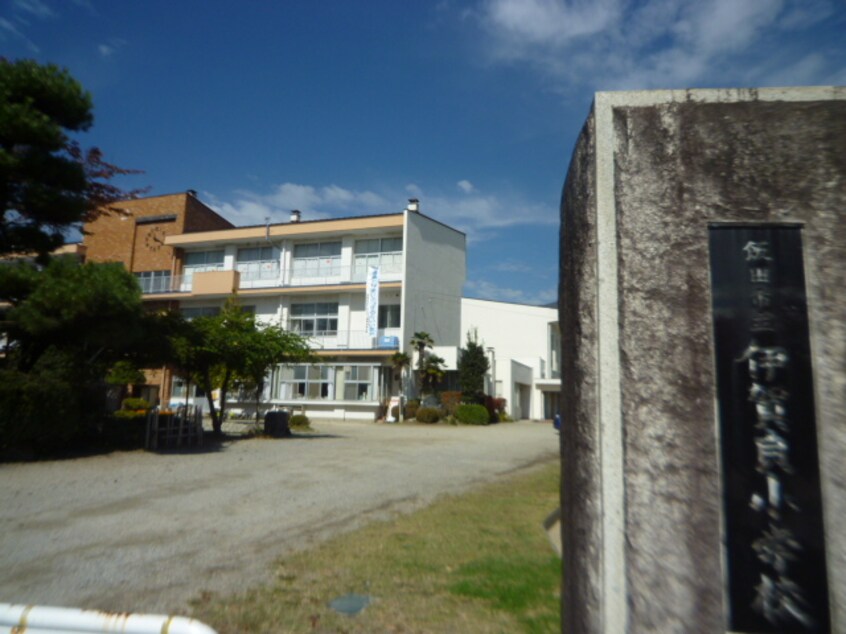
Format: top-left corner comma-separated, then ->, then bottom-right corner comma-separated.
559,86 -> 844,633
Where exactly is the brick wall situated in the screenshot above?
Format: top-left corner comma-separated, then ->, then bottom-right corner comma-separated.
183,194 -> 233,233
83,193 -> 188,272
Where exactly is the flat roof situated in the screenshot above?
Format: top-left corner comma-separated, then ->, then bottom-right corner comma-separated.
166,212 -> 405,247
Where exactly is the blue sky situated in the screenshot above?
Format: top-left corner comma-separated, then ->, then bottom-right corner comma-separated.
3,0 -> 845,305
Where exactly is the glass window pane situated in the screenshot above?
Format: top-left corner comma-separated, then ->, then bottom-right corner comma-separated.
319,242 -> 341,257
236,247 -> 257,262
383,237 -> 402,252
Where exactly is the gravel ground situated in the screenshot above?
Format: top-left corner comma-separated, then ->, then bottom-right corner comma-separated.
0,420 -> 558,615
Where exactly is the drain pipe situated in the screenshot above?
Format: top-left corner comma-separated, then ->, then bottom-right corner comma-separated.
0,603 -> 218,634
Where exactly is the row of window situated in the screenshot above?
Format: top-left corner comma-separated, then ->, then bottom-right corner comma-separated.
176,303 -> 400,330
183,238 -> 402,267
276,364 -> 379,401
173,364 -> 382,402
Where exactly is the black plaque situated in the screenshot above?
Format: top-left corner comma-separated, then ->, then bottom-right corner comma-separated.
709,225 -> 830,633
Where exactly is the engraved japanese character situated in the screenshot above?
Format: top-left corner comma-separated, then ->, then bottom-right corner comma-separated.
753,574 -> 816,628
755,429 -> 793,474
743,241 -> 773,262
751,288 -> 773,309
750,267 -> 771,283
753,525 -> 801,573
737,343 -> 789,382
750,482 -> 799,517
750,384 -> 789,430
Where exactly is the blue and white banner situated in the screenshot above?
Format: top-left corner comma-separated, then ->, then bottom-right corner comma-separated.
365,266 -> 380,337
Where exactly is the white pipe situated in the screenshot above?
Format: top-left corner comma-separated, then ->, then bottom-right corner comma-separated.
0,603 -> 218,634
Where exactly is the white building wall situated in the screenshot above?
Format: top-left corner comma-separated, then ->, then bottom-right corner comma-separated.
460,297 -> 558,420
402,211 -> 466,356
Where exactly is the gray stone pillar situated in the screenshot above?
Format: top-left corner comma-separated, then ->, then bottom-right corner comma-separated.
559,86 -> 845,633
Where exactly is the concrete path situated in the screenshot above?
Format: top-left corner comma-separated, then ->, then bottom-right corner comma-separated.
0,420 -> 557,614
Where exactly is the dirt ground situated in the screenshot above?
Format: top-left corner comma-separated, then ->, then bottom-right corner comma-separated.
0,420 -> 558,615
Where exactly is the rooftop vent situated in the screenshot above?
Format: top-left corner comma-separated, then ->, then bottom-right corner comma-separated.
186,189 -> 197,197
290,209 -> 301,223
407,198 -> 419,213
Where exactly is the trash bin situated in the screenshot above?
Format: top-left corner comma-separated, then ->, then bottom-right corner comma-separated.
264,409 -> 291,438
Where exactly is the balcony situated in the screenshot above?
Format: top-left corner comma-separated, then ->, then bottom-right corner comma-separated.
305,328 -> 401,351
140,262 -> 403,295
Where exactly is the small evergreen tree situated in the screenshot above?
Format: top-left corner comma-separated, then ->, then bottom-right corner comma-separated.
458,329 -> 489,404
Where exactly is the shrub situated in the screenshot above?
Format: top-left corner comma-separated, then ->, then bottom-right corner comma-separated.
290,414 -> 310,428
494,397 -> 507,414
456,403 -> 490,425
415,407 -> 441,423
440,391 -> 462,416
405,399 -> 420,419
121,397 -> 151,411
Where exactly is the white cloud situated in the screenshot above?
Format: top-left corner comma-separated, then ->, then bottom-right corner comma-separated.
457,179 -> 475,193
206,180 -> 557,236
203,183 -> 391,226
98,38 -> 127,58
464,279 -> 557,305
0,17 -> 39,52
475,0 -> 842,90
13,0 -> 56,19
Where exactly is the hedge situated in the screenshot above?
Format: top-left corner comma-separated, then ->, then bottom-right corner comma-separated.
455,403 -> 490,425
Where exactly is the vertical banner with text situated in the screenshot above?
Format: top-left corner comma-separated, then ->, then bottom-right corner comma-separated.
365,266 -> 380,338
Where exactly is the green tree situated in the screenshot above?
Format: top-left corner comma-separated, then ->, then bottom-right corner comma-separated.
236,325 -> 312,425
409,331 -> 434,394
390,351 -> 410,390
458,329 -> 490,404
0,58 -> 143,260
171,298 -> 311,436
420,353 -> 446,395
0,258 -> 150,448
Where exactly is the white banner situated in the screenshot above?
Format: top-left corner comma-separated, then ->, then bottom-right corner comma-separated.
365,265 -> 380,337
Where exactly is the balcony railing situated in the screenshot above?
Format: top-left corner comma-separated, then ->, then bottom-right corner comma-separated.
304,328 -> 401,351
140,263 -> 403,294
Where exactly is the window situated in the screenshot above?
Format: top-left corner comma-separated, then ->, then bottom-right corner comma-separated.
278,365 -> 332,399
135,270 -> 171,293
292,241 -> 342,278
353,237 -> 402,280
276,364 -> 378,401
342,365 -> 373,400
378,304 -> 401,328
290,302 -> 338,336
181,306 -> 221,320
237,246 -> 275,262
236,245 -> 279,281
184,250 -> 225,268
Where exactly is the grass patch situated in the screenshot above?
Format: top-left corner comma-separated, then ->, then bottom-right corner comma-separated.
191,460 -> 560,633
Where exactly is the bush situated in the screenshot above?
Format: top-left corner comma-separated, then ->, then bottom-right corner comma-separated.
455,403 -> 490,425
405,399 -> 420,419
415,407 -> 441,423
440,391 -> 462,416
290,414 -> 310,428
121,397 -> 151,411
